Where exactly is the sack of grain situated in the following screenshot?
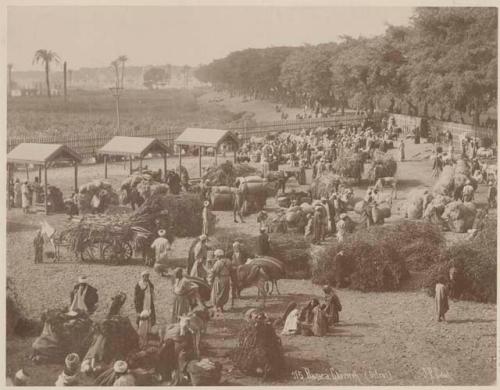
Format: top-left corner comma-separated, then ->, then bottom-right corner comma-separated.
277,196 -> 290,208
286,210 -> 302,224
378,202 -> 392,219
354,200 -> 367,214
211,186 -> 233,194
239,176 -> 263,184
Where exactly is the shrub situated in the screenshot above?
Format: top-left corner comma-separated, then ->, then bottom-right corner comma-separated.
423,212 -> 496,303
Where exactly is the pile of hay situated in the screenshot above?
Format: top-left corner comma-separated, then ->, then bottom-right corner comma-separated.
404,189 -> 434,219
47,185 -> 65,212
368,151 -> 397,181
232,320 -> 285,379
135,194 -> 216,237
78,180 -> 119,213
310,174 -> 341,199
332,151 -> 364,181
423,212 -> 496,303
203,161 -> 259,186
309,224 -> 447,291
210,231 -> 310,279
210,186 -> 234,210
7,278 -> 40,337
120,174 -> 168,204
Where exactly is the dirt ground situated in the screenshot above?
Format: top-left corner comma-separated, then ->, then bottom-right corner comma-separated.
6,139 -> 497,385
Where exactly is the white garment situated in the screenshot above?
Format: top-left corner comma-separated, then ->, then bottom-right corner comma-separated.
151,237 -> 170,263
69,285 -> 88,313
138,281 -> 153,313
281,309 -> 300,335
55,371 -> 79,386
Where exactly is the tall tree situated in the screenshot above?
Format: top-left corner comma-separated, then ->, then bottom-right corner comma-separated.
117,55 -> 128,88
32,49 -> 60,98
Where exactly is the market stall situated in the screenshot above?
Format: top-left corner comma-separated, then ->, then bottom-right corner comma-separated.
7,143 -> 82,214
98,136 -> 170,179
175,128 -> 239,177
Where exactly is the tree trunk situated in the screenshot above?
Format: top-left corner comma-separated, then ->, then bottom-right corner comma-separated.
45,61 -> 51,98
389,97 -> 395,113
121,63 -> 125,88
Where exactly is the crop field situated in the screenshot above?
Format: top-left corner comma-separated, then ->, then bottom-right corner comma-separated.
7,88 -> 238,138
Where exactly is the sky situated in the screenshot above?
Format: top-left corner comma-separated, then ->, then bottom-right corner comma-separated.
7,6 -> 413,71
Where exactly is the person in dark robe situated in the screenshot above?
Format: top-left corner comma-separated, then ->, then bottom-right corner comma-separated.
488,181 -> 497,208
311,304 -> 328,336
34,229 -> 44,264
335,251 -> 347,288
69,276 -> 98,315
435,276 -> 449,322
298,299 -> 319,336
256,227 -> 271,256
134,271 -> 156,327
312,207 -> 323,244
322,285 -> 342,326
232,188 -> 245,223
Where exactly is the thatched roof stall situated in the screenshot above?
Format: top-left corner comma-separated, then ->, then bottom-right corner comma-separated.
175,128 -> 239,177
98,136 -> 170,179
7,143 -> 82,214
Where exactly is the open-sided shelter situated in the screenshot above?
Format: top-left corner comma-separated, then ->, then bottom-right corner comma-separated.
175,128 -> 239,177
7,143 -> 82,214
98,136 -> 170,179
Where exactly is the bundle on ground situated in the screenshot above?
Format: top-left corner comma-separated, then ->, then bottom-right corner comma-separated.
310,226 -> 416,291
332,151 -> 364,182
7,277 -> 40,337
210,186 -> 234,211
310,174 -> 341,199
404,189 -> 433,219
32,309 -> 93,362
368,151 -> 397,182
120,174 -> 168,205
423,212 -> 496,303
78,180 -> 119,213
135,193 -> 216,237
441,201 -> 477,233
203,161 -> 259,186
232,320 -> 285,379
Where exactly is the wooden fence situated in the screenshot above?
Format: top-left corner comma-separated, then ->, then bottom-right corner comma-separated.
7,112 -> 495,159
7,113 -> 365,159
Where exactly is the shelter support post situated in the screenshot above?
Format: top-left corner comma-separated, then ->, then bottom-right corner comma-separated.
163,153 -> 167,181
38,166 -> 42,181
129,156 -> 133,175
199,146 -> 202,177
139,158 -> 143,173
104,155 -> 108,179
215,146 -> 218,165
74,163 -> 78,192
179,145 -> 182,173
25,164 -> 29,181
7,163 -> 11,210
44,163 -> 48,215
234,147 -> 237,163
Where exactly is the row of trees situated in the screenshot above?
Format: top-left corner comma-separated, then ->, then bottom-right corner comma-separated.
195,8 -> 497,125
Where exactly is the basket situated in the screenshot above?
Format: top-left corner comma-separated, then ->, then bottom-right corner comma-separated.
189,360 -> 222,386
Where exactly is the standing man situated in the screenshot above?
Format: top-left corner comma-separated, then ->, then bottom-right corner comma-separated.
21,181 -> 30,214
33,229 -> 44,264
134,270 -> 156,327
189,234 -> 208,275
150,229 -> 171,274
202,200 -> 210,236
230,241 -> 245,300
257,227 -> 271,256
208,249 -> 232,313
69,276 -> 98,315
487,181 -> 497,208
312,206 -> 324,244
398,138 -> 405,162
435,276 -> 449,322
232,188 -> 245,223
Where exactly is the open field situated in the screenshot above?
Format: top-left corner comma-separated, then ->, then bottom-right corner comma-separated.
6,140 -> 496,385
7,88 -> 238,138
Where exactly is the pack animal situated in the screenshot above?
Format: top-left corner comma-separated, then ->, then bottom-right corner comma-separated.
374,177 -> 398,199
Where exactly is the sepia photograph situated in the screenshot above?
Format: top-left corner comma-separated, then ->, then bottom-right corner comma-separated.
3,2 -> 498,387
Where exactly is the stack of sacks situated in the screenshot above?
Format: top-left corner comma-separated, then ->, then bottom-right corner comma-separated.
372,202 -> 392,224
404,189 -> 433,219
78,180 -> 119,213
238,176 -> 269,214
285,206 -> 305,226
120,174 -> 168,204
477,147 -> 494,158
442,201 -> 477,233
210,186 -> 234,211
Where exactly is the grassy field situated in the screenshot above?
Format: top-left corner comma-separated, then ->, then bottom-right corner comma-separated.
7,88 -> 239,138
6,141 -> 496,386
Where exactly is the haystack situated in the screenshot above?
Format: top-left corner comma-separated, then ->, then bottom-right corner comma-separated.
78,180 -> 119,213
120,174 -> 168,205
404,189 -> 433,219
310,174 -> 340,199
332,151 -> 364,181
203,161 -> 259,186
368,151 -> 397,182
135,194 -> 216,237
442,201 -> 477,233
232,320 -> 285,379
210,186 -> 234,211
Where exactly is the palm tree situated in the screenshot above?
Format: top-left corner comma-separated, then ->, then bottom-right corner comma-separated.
33,49 -> 60,98
117,55 -> 128,88
110,60 -> 120,88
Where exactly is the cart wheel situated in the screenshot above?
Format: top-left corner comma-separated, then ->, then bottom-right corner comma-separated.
102,243 -> 122,265
264,281 -> 272,294
80,241 -> 99,262
121,242 -> 133,261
